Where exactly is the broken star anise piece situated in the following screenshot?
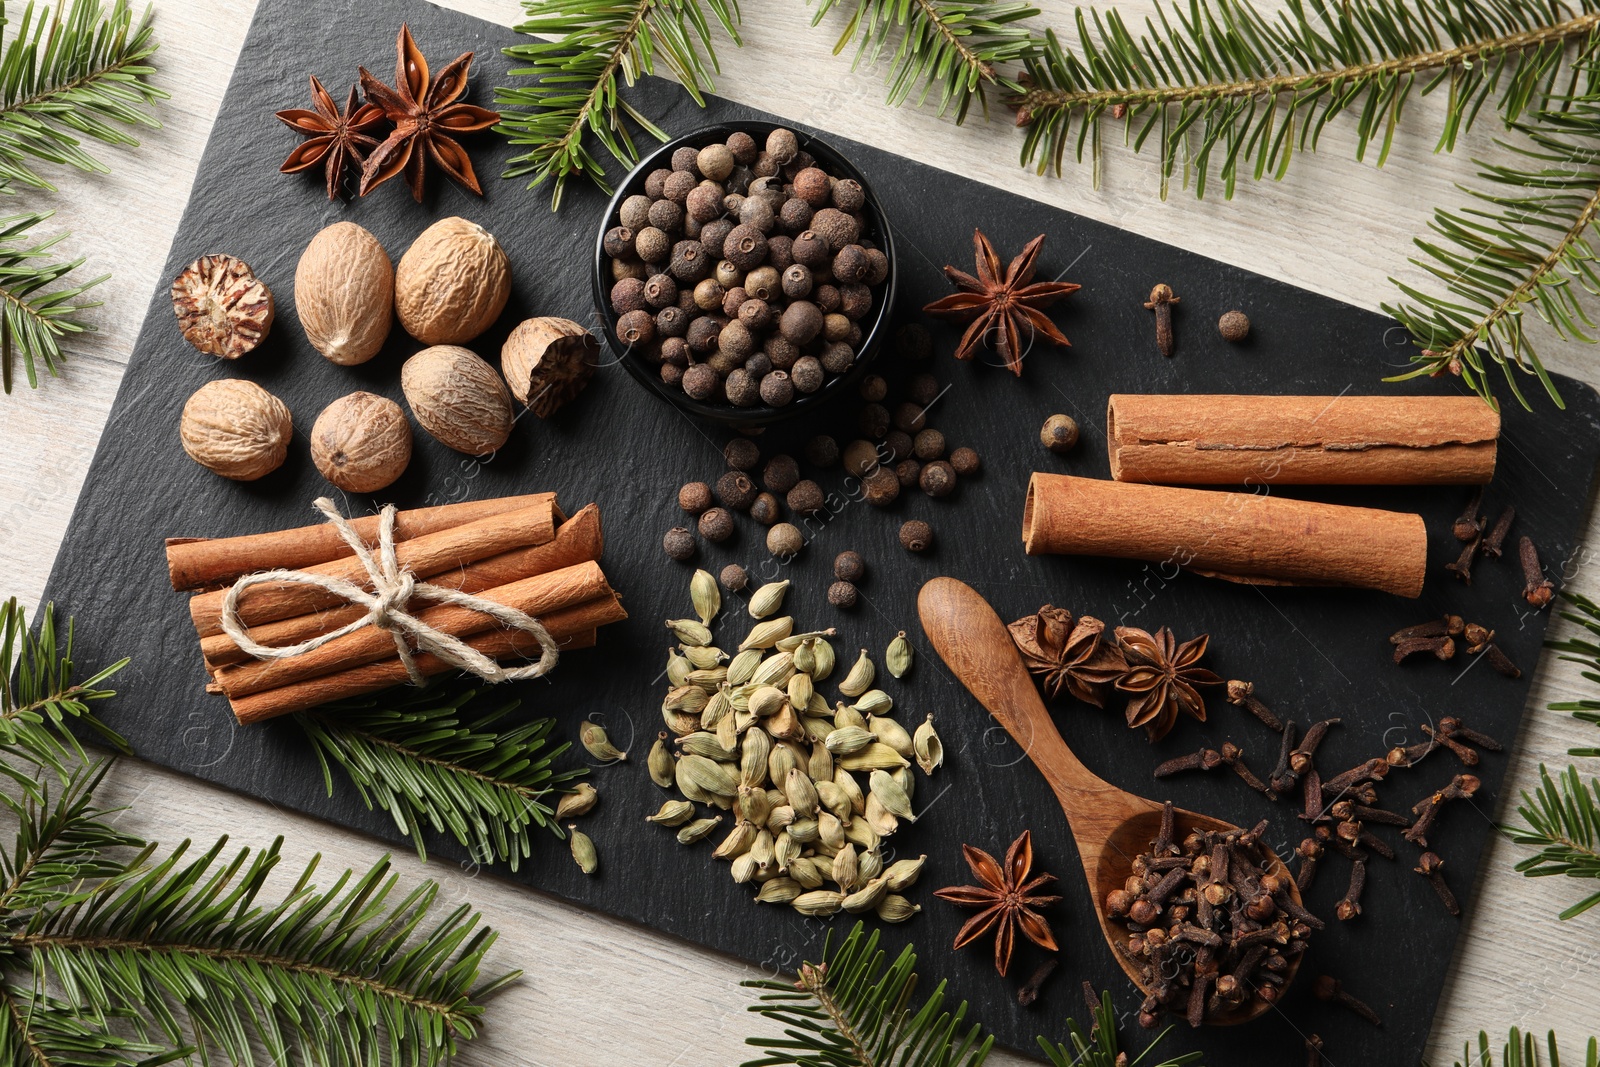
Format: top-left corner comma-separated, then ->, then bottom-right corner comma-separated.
358,24 -> 501,201
933,830 -> 1061,977
1115,626 -> 1222,742
275,75 -> 386,200
922,228 -> 1079,376
1008,605 -> 1127,708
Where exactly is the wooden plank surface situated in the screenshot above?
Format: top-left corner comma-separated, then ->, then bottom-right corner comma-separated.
1,1 -> 1597,1061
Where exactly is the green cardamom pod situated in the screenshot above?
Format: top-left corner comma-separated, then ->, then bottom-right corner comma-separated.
740,616 -> 794,651
802,715 -> 834,746
750,651 -> 795,688
788,854 -> 824,888
751,828 -> 776,871
666,618 -> 714,647
726,648 -> 763,686
834,703 -> 867,731
737,783 -> 772,825
838,743 -> 909,771
787,671 -> 814,711
791,890 -> 844,917
747,580 -> 791,619
825,726 -> 876,756
676,815 -> 723,844
731,853 -> 759,883
678,753 -> 737,797
677,731 -> 736,761
748,685 -> 787,718
568,825 -> 599,874
842,875 -> 888,913
875,894 -> 921,923
784,767 -> 820,815
767,743 -> 800,785
843,817 -> 880,852
812,638 -> 836,681
580,721 -> 626,763
686,666 -> 728,687
646,799 -> 696,826
776,627 -> 837,652
814,780 -> 851,821
788,817 -> 820,843
792,638 -> 816,675
857,847 -> 884,883
773,829 -> 801,873
913,714 -> 943,774
662,685 -> 709,714
663,708 -> 699,737
808,740 -> 834,783
555,782 -> 598,820
864,792 -> 899,837
756,876 -> 803,903
715,708 -> 739,751
817,810 -> 846,850
765,804 -> 796,834
852,689 -> 893,717
869,770 -> 916,821
833,767 -> 866,815
885,631 -> 913,678
701,688 -> 732,730
712,819 -> 758,860
666,649 -> 692,687
683,645 -> 725,670
882,855 -> 926,892
647,733 -> 676,788
690,568 -> 721,625
831,842 -> 859,892
868,715 -> 914,758
740,729 -> 772,786
806,691 -> 831,717
837,650 -> 875,697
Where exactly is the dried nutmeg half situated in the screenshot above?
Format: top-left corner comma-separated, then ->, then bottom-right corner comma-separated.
171,254 -> 275,359
310,391 -> 412,493
501,317 -> 599,418
180,379 -> 291,481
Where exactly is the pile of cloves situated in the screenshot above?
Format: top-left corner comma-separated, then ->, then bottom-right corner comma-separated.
1108,803 -> 1319,1029
1441,486 -> 1555,608
1389,615 -> 1520,678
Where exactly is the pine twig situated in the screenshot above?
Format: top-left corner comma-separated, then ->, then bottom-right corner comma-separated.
1548,591 -> 1600,755
0,597 -> 127,781
1452,1028 -> 1598,1067
1503,764 -> 1600,920
0,211 -> 105,393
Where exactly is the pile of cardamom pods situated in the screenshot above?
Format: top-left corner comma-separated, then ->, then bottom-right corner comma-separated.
646,570 -> 943,920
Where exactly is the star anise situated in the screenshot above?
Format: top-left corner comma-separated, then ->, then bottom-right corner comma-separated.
933,830 -> 1060,976
1115,626 -> 1222,742
1008,605 -> 1127,708
922,228 -> 1080,375
358,24 -> 501,201
275,76 -> 386,201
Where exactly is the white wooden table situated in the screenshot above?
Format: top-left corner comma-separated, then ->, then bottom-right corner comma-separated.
2,2 -> 1597,1062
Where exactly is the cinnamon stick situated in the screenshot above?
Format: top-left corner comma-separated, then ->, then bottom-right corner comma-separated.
1106,395 -> 1499,486
188,501 -> 558,638
213,560 -> 614,698
228,593 -> 628,724
166,493 -> 558,591
1022,474 -> 1427,597
199,503 -> 605,669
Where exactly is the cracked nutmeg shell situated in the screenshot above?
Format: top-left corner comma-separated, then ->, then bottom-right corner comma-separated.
180,379 -> 291,481
401,345 -> 513,456
294,222 -> 394,366
394,217 -> 511,346
501,317 -> 600,418
310,391 -> 412,493
170,254 -> 275,360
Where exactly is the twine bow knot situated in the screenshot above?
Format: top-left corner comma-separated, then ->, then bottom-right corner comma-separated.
219,497 -> 558,686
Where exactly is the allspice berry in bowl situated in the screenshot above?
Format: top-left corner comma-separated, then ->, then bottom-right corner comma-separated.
593,121 -> 896,426
180,379 -> 292,481
395,217 -> 511,346
401,345 -> 513,456
310,391 -> 412,492
295,222 -> 394,366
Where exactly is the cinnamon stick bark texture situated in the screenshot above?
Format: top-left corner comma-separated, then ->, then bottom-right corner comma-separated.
166,492 -> 558,590
1106,395 -> 1499,485
1022,473 -> 1427,597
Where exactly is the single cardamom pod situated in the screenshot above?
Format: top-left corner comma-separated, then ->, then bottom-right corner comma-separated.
686,666 -> 728,687
808,740 -> 834,783
892,766 -> 915,804
750,651 -> 796,688
833,767 -> 866,815
802,715 -> 834,745
748,685 -> 787,718
666,618 -> 714,647
580,721 -> 626,763
834,703 -> 867,731
913,714 -> 943,774
857,847 -> 884,882
788,854 -> 824,888
788,817 -> 820,843
864,792 -> 899,837
712,819 -> 758,860
843,817 -> 880,852
679,753 -> 738,797
868,715 -> 915,758
838,743 -> 909,771
765,804 -> 796,834
875,894 -> 921,923
662,685 -> 709,714
792,638 -> 816,675
776,627 -> 837,652
817,810 -> 846,850
731,852 -> 759,883
666,649 -> 692,687
568,825 -> 598,874
555,782 -> 598,820
806,691 -> 831,717
740,729 -> 772,786
825,726 -> 876,756
787,671 -> 814,711
690,568 -> 721,625
832,842 -> 859,892
885,631 -> 913,678
814,780 -> 852,821
837,650 -> 875,697
676,816 -> 724,844
768,743 -> 800,785
882,854 -> 927,892
791,890 -> 845,917
842,875 -> 889,913
869,770 -> 915,821
852,689 -> 893,717
748,579 -> 791,619
726,648 -> 763,686
645,799 -> 696,826
751,828 -> 776,871
773,829 -> 801,873
701,688 -> 732,729
663,708 -> 700,737
740,616 -> 795,651
683,646 -> 725,670
715,707 -> 739,751
647,733 -> 676,788
812,638 -> 836,681
737,783 -> 772,825
784,767 -> 820,815
677,731 -> 737,761
756,876 -> 803,903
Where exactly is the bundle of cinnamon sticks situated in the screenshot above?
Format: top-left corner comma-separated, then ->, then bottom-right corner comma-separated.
166,493 -> 625,724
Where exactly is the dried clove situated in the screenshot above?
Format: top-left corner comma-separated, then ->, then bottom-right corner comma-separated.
1016,956 -> 1060,1007
1389,616 -> 1465,644
1294,837 -> 1323,891
1289,718 -> 1340,775
1320,758 -> 1389,801
1336,857 -> 1367,921
1154,747 -> 1225,778
1306,1034 -> 1325,1067
1482,505 -> 1515,559
1336,819 -> 1396,860
1519,536 -> 1555,609
1301,768 -> 1324,823
1393,635 -> 1455,664
1420,722 -> 1480,766
1314,975 -> 1383,1028
1220,742 -> 1275,799
1440,716 -> 1503,752
1404,773 -> 1481,847
1444,536 -> 1480,584
1415,851 -> 1460,916
1225,679 -> 1284,732
1145,283 -> 1180,357
1483,644 -> 1522,678
1270,721 -> 1300,795
1452,487 -> 1484,541
1330,799 -> 1411,828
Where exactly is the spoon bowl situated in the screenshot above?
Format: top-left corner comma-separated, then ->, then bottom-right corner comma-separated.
917,577 -> 1301,1025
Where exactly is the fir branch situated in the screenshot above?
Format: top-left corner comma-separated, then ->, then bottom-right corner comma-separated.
1015,0 -> 1600,200
0,597 -> 127,782
1548,591 -> 1600,754
1452,1028 -> 1598,1067
496,0 -> 743,209
1037,988 -> 1201,1067
296,683 -> 584,869
1503,764 -> 1600,919
811,0 -> 1041,122
0,212 -> 104,393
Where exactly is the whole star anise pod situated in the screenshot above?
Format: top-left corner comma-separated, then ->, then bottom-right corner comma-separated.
921,228 -> 1079,375
933,830 -> 1060,976
1115,626 -> 1222,742
275,76 -> 386,200
358,24 -> 501,201
1008,605 -> 1127,708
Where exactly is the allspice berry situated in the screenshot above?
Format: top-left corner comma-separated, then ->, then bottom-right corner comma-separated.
767,522 -> 804,557
716,470 -> 759,511
862,466 -> 900,507
900,520 -> 934,552
401,345 -> 513,456
679,481 -> 714,514
950,447 -> 981,476
699,507 -> 735,543
1219,310 -> 1251,342
828,581 -> 858,609
720,563 -> 750,591
858,403 -> 890,439
309,391 -> 413,493
908,373 -> 940,407
842,439 -> 881,478
682,363 -> 719,400
834,551 -> 866,583
394,218 -> 511,346
1041,414 -> 1080,454
724,437 -> 761,471
913,428 -> 945,461
759,370 -> 795,407
893,402 -> 927,435
787,479 -> 825,517
664,526 -> 697,561
858,374 -> 888,403
749,492 -> 782,525
763,454 -> 800,494
894,458 -> 921,488
920,460 -> 956,498
179,379 -> 292,481
806,435 -> 840,468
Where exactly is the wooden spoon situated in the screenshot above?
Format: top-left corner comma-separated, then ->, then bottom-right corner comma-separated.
917,576 -> 1301,1024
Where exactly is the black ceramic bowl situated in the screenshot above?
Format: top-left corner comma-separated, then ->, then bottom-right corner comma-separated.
592,120 -> 897,427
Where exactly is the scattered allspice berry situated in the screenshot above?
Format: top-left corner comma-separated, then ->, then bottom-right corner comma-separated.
863,466 -> 900,506
834,550 -> 866,583
1219,310 -> 1251,342
895,459 -> 922,488
716,470 -> 759,511
699,507 -> 735,543
950,447 -> 981,476
664,526 -> 697,561
724,437 -> 761,471
805,435 -> 840,468
842,439 -> 881,478
763,454 -> 800,494
920,460 -> 956,498
679,481 -> 714,514
1041,414 -> 1079,454
907,373 -> 940,407
720,563 -> 749,591
829,580 -> 859,609
913,429 -> 945,461
787,479 -> 825,517
749,492 -> 782,525
900,520 -> 934,553
859,374 -> 888,402
768,522 -> 804,557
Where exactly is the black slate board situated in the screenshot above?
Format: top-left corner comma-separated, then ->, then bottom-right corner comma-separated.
37,0 -> 1600,1061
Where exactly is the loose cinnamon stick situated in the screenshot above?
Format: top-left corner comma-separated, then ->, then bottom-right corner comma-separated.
166,493 -> 558,591
199,503 -> 605,669
188,501 -> 558,638
1022,473 -> 1427,597
228,593 -> 628,724
1106,395 -> 1499,486
213,560 -> 614,698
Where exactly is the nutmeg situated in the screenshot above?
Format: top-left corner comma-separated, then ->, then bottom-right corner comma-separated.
171,255 -> 275,360
394,217 -> 511,345
310,391 -> 412,492
501,317 -> 599,418
401,345 -> 514,456
179,379 -> 291,481
294,222 -> 393,366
